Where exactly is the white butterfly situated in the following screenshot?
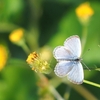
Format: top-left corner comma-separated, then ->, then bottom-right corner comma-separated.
53,35 -> 84,84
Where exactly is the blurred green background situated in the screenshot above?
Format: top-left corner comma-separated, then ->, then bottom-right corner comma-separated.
0,0 -> 100,100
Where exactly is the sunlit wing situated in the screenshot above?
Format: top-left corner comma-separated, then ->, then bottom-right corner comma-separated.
67,62 -> 84,84
64,35 -> 81,58
54,61 -> 74,77
53,46 -> 73,61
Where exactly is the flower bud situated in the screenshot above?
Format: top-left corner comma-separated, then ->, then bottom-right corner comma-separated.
75,2 -> 94,25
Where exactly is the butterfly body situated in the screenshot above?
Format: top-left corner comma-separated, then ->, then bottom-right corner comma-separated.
53,35 -> 84,84
58,58 -> 81,61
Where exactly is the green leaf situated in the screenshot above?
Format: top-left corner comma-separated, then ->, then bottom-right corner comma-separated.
0,59 -> 38,100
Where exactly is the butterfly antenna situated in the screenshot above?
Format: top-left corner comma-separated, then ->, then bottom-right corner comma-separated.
93,65 -> 100,71
82,48 -> 90,58
81,61 -> 91,71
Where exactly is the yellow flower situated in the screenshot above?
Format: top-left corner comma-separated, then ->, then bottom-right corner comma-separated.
0,45 -> 8,71
75,2 -> 94,25
26,52 -> 51,74
26,52 -> 38,66
9,28 -> 24,43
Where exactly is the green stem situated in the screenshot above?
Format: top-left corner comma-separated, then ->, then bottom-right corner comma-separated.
62,78 -> 97,100
50,77 -> 97,100
17,39 -> 30,54
16,38 -> 30,54
83,80 -> 100,88
37,73 -> 64,100
84,67 -> 100,71
81,25 -> 88,54
21,42 -> 30,54
49,85 -> 64,100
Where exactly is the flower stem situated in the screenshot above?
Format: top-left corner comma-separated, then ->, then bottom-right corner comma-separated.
21,42 -> 30,54
62,78 -> 97,100
49,85 -> 64,100
38,73 -> 64,100
81,25 -> 88,54
83,80 -> 100,88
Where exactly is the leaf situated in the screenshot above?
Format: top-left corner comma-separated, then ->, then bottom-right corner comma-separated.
0,59 -> 38,100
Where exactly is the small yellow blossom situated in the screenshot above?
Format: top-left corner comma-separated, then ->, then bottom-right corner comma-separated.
75,2 -> 94,25
0,45 -> 8,70
26,52 -> 51,74
9,28 -> 24,43
26,52 -> 38,65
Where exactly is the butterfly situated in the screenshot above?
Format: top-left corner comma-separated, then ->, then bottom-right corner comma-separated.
53,35 -> 84,84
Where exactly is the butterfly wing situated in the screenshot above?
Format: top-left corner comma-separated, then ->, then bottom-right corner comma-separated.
64,35 -> 81,58
53,35 -> 81,61
53,35 -> 84,84
53,46 -> 73,61
67,62 -> 84,84
54,61 -> 74,77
